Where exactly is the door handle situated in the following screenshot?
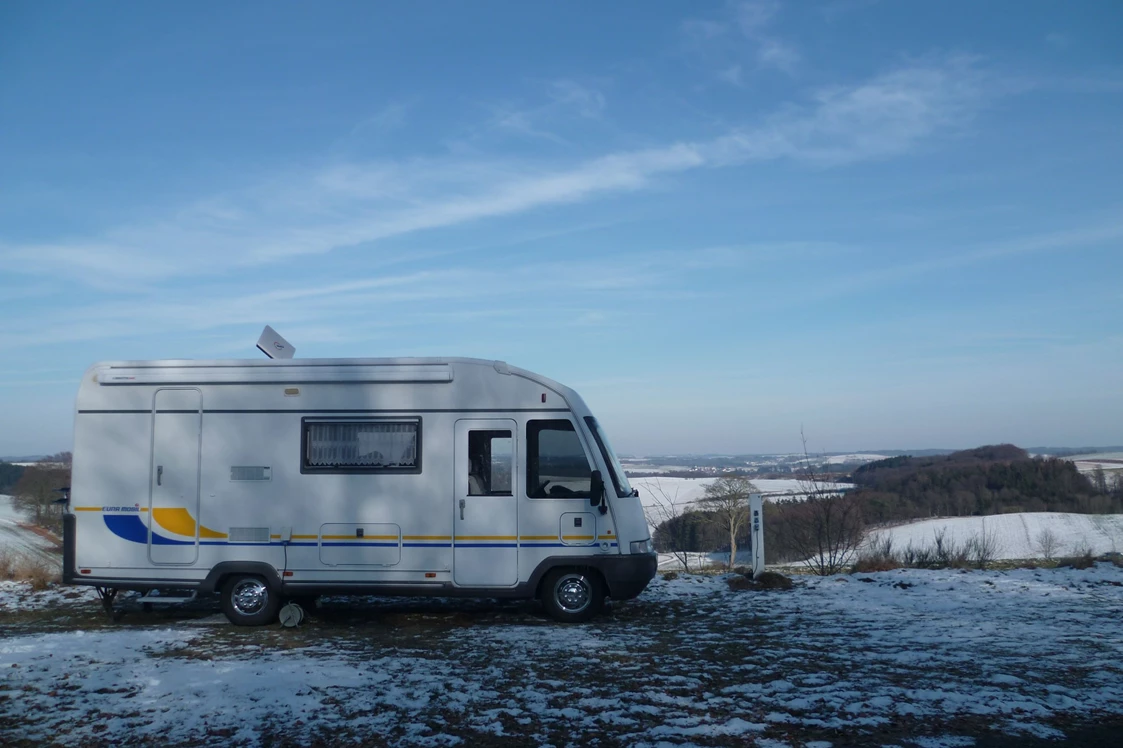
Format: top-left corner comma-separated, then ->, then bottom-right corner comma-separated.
459,498 -> 466,520
157,465 -> 163,486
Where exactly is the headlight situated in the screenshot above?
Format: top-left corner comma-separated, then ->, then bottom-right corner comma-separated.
630,538 -> 654,554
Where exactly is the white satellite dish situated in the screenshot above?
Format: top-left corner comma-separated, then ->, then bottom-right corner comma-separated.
256,325 -> 295,359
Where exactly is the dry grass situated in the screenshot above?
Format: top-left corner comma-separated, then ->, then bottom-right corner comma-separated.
726,575 -> 754,591
661,571 -> 679,581
0,548 -> 14,580
1059,554 -> 1096,571
3,553 -> 60,590
755,571 -> 794,589
851,556 -> 900,573
727,570 -> 794,591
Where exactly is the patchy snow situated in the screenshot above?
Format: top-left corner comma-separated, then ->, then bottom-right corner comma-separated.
0,494 -> 61,565
0,580 -> 98,611
3,563 -> 1122,745
866,512 -> 1123,559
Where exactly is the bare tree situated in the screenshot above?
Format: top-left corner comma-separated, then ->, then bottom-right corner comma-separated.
1035,527 -> 1060,562
964,519 -> 1003,568
645,478 -> 699,573
11,462 -> 70,532
699,475 -> 757,570
1092,465 -> 1109,494
776,429 -> 865,575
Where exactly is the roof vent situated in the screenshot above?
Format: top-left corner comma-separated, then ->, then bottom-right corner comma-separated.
257,325 -> 295,359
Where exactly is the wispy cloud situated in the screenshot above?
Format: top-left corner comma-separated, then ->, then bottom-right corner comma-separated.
684,1 -> 800,80
490,79 -> 606,144
1,57 -> 989,288
735,1 -> 801,74
0,250 -> 715,350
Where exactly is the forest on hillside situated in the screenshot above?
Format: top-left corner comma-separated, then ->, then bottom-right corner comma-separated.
652,445 -> 1123,564
850,445 -> 1121,521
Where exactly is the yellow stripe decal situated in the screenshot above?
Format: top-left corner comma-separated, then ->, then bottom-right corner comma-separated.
562,535 -> 595,540
403,535 -> 452,541
292,534 -> 318,539
520,535 -> 557,540
454,535 -> 517,541
74,506 -> 101,512
321,534 -> 399,540
152,507 -> 228,539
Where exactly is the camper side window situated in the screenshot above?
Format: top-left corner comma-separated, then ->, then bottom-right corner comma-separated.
467,430 -> 513,496
302,418 -> 421,473
526,420 -> 592,498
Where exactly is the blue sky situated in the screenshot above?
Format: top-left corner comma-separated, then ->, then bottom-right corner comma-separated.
1,1 -> 1121,456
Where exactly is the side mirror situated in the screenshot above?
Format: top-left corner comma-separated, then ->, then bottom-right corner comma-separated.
590,470 -> 604,507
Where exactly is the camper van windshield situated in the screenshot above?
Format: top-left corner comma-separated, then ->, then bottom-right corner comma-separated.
585,417 -> 633,498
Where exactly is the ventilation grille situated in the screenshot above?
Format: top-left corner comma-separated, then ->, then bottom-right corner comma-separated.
229,527 -> 270,543
230,466 -> 271,481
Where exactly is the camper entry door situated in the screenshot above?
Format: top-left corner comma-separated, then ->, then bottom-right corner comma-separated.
453,419 -> 518,587
148,388 -> 202,564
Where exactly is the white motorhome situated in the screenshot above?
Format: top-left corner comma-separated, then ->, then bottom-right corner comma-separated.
63,357 -> 656,625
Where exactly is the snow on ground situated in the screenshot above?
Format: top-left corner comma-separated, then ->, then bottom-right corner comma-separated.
2,563 -> 1123,745
0,580 -> 96,612
1070,452 -> 1123,479
867,512 -> 1123,559
0,494 -> 61,566
823,453 -> 889,464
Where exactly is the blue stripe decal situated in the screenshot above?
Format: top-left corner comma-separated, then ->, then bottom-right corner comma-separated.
103,514 -> 192,545
99,518 -> 621,551
453,543 -> 517,548
317,542 -> 399,548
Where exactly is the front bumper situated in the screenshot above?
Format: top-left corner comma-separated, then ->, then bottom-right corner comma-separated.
600,552 -> 658,600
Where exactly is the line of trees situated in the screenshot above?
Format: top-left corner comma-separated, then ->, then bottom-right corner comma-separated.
648,443 -> 1123,575
0,462 -> 26,494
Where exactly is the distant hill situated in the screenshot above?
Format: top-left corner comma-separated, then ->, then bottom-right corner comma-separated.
852,444 -> 1119,523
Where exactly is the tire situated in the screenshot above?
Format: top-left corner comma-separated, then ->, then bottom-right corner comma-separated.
541,568 -> 605,623
221,575 -> 280,626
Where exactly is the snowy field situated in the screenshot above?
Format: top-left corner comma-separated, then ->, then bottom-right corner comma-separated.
867,513 -> 1123,560
821,453 -> 889,465
634,476 -> 851,519
0,494 -> 60,566
3,564 -> 1123,746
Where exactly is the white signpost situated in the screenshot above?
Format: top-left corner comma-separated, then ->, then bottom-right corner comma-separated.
750,493 -> 765,579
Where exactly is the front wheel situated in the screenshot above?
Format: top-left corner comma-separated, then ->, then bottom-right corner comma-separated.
221,575 -> 280,626
541,568 -> 605,623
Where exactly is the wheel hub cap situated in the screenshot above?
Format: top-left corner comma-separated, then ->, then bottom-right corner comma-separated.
557,576 -> 590,612
231,580 -> 268,615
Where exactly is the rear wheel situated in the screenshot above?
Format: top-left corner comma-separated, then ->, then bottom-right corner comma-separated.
541,568 -> 605,623
221,575 -> 280,626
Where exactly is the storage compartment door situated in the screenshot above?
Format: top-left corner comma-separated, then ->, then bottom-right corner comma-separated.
319,523 -> 402,566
